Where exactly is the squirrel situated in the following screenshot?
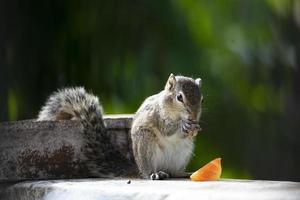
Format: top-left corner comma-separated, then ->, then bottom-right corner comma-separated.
131,74 -> 203,180
37,74 -> 202,180
37,87 -> 136,177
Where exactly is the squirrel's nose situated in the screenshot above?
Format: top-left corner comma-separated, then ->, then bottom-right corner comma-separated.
188,113 -> 198,122
188,117 -> 197,122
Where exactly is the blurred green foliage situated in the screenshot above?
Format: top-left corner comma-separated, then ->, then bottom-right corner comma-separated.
1,0 -> 299,181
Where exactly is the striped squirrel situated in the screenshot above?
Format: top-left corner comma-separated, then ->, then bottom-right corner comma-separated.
38,74 -> 202,180
131,74 -> 203,180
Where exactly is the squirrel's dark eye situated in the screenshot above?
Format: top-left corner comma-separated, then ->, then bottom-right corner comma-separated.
176,94 -> 183,103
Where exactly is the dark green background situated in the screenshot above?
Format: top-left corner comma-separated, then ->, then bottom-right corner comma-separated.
1,0 -> 299,181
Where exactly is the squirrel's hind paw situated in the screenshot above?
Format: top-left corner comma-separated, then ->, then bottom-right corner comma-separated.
150,171 -> 170,180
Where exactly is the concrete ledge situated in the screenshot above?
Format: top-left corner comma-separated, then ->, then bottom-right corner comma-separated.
1,115 -> 300,199
104,114 -> 133,129
0,115 -> 136,181
1,179 -> 300,200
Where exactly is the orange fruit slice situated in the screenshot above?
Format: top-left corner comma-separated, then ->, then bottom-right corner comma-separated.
190,158 -> 222,181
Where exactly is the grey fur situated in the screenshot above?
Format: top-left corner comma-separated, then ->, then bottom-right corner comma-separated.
38,87 -> 136,177
131,74 -> 202,179
38,87 -> 103,125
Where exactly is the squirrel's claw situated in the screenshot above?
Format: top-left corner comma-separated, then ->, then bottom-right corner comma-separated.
181,122 -> 190,133
182,120 -> 200,132
182,119 -> 201,138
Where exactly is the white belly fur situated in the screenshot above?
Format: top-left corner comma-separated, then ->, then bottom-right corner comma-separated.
152,132 -> 194,174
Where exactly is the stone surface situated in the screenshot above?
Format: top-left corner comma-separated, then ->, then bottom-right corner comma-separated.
0,115 -> 135,181
1,179 -> 300,200
104,114 -> 133,129
1,115 -> 300,199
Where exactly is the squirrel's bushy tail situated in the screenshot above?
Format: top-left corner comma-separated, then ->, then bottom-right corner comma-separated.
38,87 -> 105,130
37,87 -> 136,177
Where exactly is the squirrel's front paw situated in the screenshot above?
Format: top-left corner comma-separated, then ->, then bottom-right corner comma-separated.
150,171 -> 170,180
182,120 -> 200,138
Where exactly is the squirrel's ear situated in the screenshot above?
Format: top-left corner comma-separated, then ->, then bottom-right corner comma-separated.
165,73 -> 176,91
195,78 -> 202,87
